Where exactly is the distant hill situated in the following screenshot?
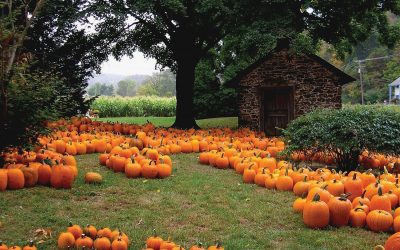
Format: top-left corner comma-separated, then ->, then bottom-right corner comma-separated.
88,73 -> 150,86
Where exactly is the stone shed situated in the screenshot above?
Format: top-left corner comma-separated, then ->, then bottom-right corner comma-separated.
225,43 -> 355,135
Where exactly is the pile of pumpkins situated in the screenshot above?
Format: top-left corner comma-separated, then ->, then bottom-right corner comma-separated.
57,224 -> 129,250
0,240 -> 37,250
199,146 -> 400,235
145,231 -> 224,250
0,149 -> 78,191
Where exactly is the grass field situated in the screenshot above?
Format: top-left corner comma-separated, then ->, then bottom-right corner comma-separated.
0,154 -> 388,249
96,117 -> 238,129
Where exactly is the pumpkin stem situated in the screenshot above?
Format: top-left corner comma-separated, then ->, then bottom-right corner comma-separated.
312,193 -> 321,202
29,240 -> 34,247
378,187 -> 383,196
153,229 -> 157,237
361,190 -> 366,198
285,167 -> 289,176
68,222 -> 73,227
303,175 -> 307,182
352,173 -> 357,180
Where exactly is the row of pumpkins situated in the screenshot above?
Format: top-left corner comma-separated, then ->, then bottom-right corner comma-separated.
198,148 -> 400,249
2,116 -> 400,249
48,116 -> 400,170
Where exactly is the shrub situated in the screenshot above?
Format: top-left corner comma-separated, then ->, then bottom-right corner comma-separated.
91,96 -> 176,117
282,105 -> 400,172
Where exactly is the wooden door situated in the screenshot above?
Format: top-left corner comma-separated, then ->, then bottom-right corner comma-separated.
263,87 -> 293,136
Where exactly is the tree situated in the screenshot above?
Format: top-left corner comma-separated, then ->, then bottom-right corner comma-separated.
87,1 -> 400,128
116,79 -> 136,96
137,70 -> 176,97
25,0 -> 110,116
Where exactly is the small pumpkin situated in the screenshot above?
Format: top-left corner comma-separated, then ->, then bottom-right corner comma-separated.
94,237 -> 111,250
22,240 -> 37,250
67,222 -> 83,239
84,172 -> 103,184
349,207 -> 367,228
111,236 -> 128,250
366,210 -> 393,232
75,234 -> 94,249
7,168 -> 25,190
146,230 -> 163,250
327,194 -> 352,227
303,193 -> 330,229
83,224 -> 97,239
370,187 -> 391,213
57,232 -> 75,250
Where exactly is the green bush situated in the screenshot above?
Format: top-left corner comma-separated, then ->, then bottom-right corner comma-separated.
91,96 -> 176,117
282,105 -> 400,172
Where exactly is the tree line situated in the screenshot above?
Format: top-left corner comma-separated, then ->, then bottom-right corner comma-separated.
87,70 -> 176,97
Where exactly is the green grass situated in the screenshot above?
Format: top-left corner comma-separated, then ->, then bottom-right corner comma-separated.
96,117 -> 238,129
0,154 -> 388,249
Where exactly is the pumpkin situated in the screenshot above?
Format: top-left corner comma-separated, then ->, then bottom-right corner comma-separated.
159,239 -> 176,250
22,241 -> 37,250
326,179 -> 344,197
97,227 -> 113,239
306,186 -> 332,204
50,164 -> 74,189
125,161 -> 142,178
189,243 -> 205,250
8,246 -> 22,250
94,237 -> 111,250
344,173 -> 363,201
351,190 -> 370,208
370,187 -> 391,213
21,167 -> 38,187
207,243 -> 224,250
328,194 -> 352,227
0,169 -> 8,191
199,152 -> 210,165
349,208 -> 366,228
276,168 -> 293,191
387,190 -> 398,209
293,196 -> 307,213
157,162 -> 172,178
142,161 -> 158,179
7,168 -> 25,190
111,236 -> 128,250
303,193 -> 330,229
242,165 -> 256,184
110,231 -> 129,245
394,216 -> 400,232
67,223 -> 83,239
57,232 -> 75,250
0,241 -> 7,250
75,234 -> 94,249
146,230 -> 163,250
83,224 -> 97,239
366,210 -> 393,232
385,232 -> 400,250
112,156 -> 126,173
37,163 -> 52,186
293,176 -> 310,196
254,168 -> 268,187
264,174 -> 277,189
215,154 -> 229,169
84,172 -> 103,184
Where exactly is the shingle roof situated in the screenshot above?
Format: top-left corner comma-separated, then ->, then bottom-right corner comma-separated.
224,47 -> 356,88
389,77 -> 400,86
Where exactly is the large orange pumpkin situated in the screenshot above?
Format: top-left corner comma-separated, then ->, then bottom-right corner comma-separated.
303,193 -> 330,229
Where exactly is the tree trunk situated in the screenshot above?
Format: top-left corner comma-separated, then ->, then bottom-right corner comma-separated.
171,57 -> 200,129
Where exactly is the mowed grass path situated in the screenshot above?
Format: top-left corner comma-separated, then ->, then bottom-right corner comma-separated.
0,154 -> 388,249
96,117 -> 238,129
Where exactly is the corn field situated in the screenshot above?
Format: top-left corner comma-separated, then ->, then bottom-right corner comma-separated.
91,96 -> 176,117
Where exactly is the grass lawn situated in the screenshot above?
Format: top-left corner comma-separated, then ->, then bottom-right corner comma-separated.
96,117 -> 238,129
0,154 -> 388,249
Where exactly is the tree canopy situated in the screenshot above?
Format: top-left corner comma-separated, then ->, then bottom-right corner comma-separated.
85,0 -> 400,128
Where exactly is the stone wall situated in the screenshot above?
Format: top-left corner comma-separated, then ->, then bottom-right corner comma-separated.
238,49 -> 342,130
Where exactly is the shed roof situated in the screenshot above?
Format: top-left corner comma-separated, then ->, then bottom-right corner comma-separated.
224,47 -> 356,87
389,77 -> 400,86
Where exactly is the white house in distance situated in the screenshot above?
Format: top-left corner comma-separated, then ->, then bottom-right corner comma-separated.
389,76 -> 400,103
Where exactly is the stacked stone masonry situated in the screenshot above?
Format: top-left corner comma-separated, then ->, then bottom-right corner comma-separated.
237,49 -> 342,131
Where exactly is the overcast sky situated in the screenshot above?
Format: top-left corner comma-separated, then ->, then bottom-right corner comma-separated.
101,52 -> 158,75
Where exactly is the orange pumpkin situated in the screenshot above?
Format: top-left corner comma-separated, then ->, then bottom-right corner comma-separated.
303,193 -> 330,229
111,236 -> 128,250
146,230 -> 163,250
385,232 -> 400,250
57,232 -> 75,250
327,194 -> 352,227
67,223 -> 83,239
366,210 -> 393,232
349,207 -> 367,228
0,169 -> 8,191
94,237 -> 111,250
75,234 -> 93,249
7,168 -> 25,190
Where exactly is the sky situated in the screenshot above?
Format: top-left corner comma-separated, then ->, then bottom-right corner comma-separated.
101,52 -> 158,75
